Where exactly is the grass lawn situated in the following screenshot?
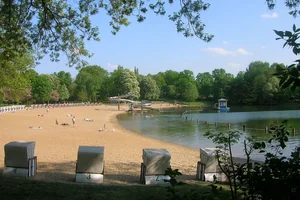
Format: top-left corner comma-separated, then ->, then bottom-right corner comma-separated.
0,175 -> 231,200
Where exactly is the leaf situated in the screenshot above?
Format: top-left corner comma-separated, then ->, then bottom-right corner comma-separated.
285,31 -> 293,37
293,24 -> 297,32
287,64 -> 296,69
291,83 -> 297,91
282,78 -> 294,88
274,30 -> 284,38
293,48 -> 298,55
279,77 -> 287,86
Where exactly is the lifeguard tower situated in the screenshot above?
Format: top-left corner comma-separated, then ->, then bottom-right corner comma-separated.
214,98 -> 230,112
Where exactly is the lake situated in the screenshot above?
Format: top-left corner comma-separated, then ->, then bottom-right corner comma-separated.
117,107 -> 300,161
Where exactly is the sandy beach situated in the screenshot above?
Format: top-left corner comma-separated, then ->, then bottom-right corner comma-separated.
0,104 -> 199,184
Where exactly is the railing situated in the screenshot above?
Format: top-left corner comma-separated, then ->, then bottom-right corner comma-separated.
0,105 -> 26,113
0,102 -> 103,113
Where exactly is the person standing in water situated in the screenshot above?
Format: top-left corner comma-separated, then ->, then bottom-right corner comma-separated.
72,116 -> 76,126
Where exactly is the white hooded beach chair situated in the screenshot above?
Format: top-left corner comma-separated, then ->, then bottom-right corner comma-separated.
140,148 -> 171,185
196,148 -> 228,182
196,148 -> 256,182
75,146 -> 105,183
3,141 -> 37,177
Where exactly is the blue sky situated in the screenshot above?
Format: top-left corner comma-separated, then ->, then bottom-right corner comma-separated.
35,0 -> 299,78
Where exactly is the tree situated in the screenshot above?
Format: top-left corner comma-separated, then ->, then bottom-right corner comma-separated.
164,70 -> 180,99
67,82 -> 77,100
76,90 -> 88,102
24,69 -> 39,84
196,72 -> 213,99
55,71 -> 72,88
50,90 -> 60,102
151,72 -> 167,97
119,69 -> 140,99
0,1 -> 213,69
59,84 -> 70,102
244,61 -> 272,104
274,24 -> 300,90
48,75 -> 61,91
0,53 -> 35,103
139,76 -> 160,100
75,65 -> 108,101
211,68 -> 234,99
181,82 -> 199,102
177,70 -> 196,99
228,71 -> 251,105
31,75 -> 53,103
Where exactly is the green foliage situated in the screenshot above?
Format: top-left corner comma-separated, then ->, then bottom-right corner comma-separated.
76,90 -> 88,102
50,90 -> 60,102
204,130 -> 242,200
75,65 -> 108,101
196,72 -> 213,99
273,24 -> 300,91
139,76 -> 160,100
59,84 -> 70,101
31,75 -> 53,103
164,168 -> 229,200
177,70 -> 196,98
204,120 -> 300,200
55,71 -> 72,88
151,72 -> 167,96
119,69 -> 140,99
0,52 -> 35,103
229,62 -> 283,105
181,82 -> 199,102
212,68 -> 234,99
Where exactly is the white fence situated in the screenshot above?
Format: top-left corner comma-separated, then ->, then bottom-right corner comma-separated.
0,102 -> 102,114
29,102 -> 102,109
0,105 -> 26,114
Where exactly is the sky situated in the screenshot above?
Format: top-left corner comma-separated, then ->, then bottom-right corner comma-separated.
35,0 -> 299,78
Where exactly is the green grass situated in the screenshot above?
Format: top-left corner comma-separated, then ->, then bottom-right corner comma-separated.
0,175 -> 231,200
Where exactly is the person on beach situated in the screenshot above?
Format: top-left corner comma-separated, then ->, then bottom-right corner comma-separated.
72,116 -> 76,126
56,119 -> 58,125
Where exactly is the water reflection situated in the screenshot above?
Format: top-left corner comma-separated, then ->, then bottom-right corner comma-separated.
117,110 -> 300,160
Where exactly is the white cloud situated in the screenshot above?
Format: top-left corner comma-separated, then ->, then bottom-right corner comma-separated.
227,63 -> 241,69
202,47 -> 251,56
236,48 -> 251,55
107,63 -> 118,69
203,48 -> 235,56
260,12 -> 278,18
261,45 -> 267,49
223,40 -> 228,44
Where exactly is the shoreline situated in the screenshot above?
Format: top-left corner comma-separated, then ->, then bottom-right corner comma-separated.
0,104 -> 199,185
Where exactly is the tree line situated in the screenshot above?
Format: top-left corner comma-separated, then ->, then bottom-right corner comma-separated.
0,56 -> 298,105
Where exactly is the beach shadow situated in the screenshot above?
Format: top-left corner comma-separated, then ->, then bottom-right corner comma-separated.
104,162 -> 141,184
0,160 -> 198,185
33,161 -> 77,182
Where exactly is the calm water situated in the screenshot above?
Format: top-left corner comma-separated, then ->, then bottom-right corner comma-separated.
117,108 -> 300,161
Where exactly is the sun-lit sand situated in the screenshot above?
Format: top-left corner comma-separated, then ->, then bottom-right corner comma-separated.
0,103 -> 199,184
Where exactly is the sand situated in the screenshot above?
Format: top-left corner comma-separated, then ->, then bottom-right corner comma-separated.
0,104 -> 199,184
